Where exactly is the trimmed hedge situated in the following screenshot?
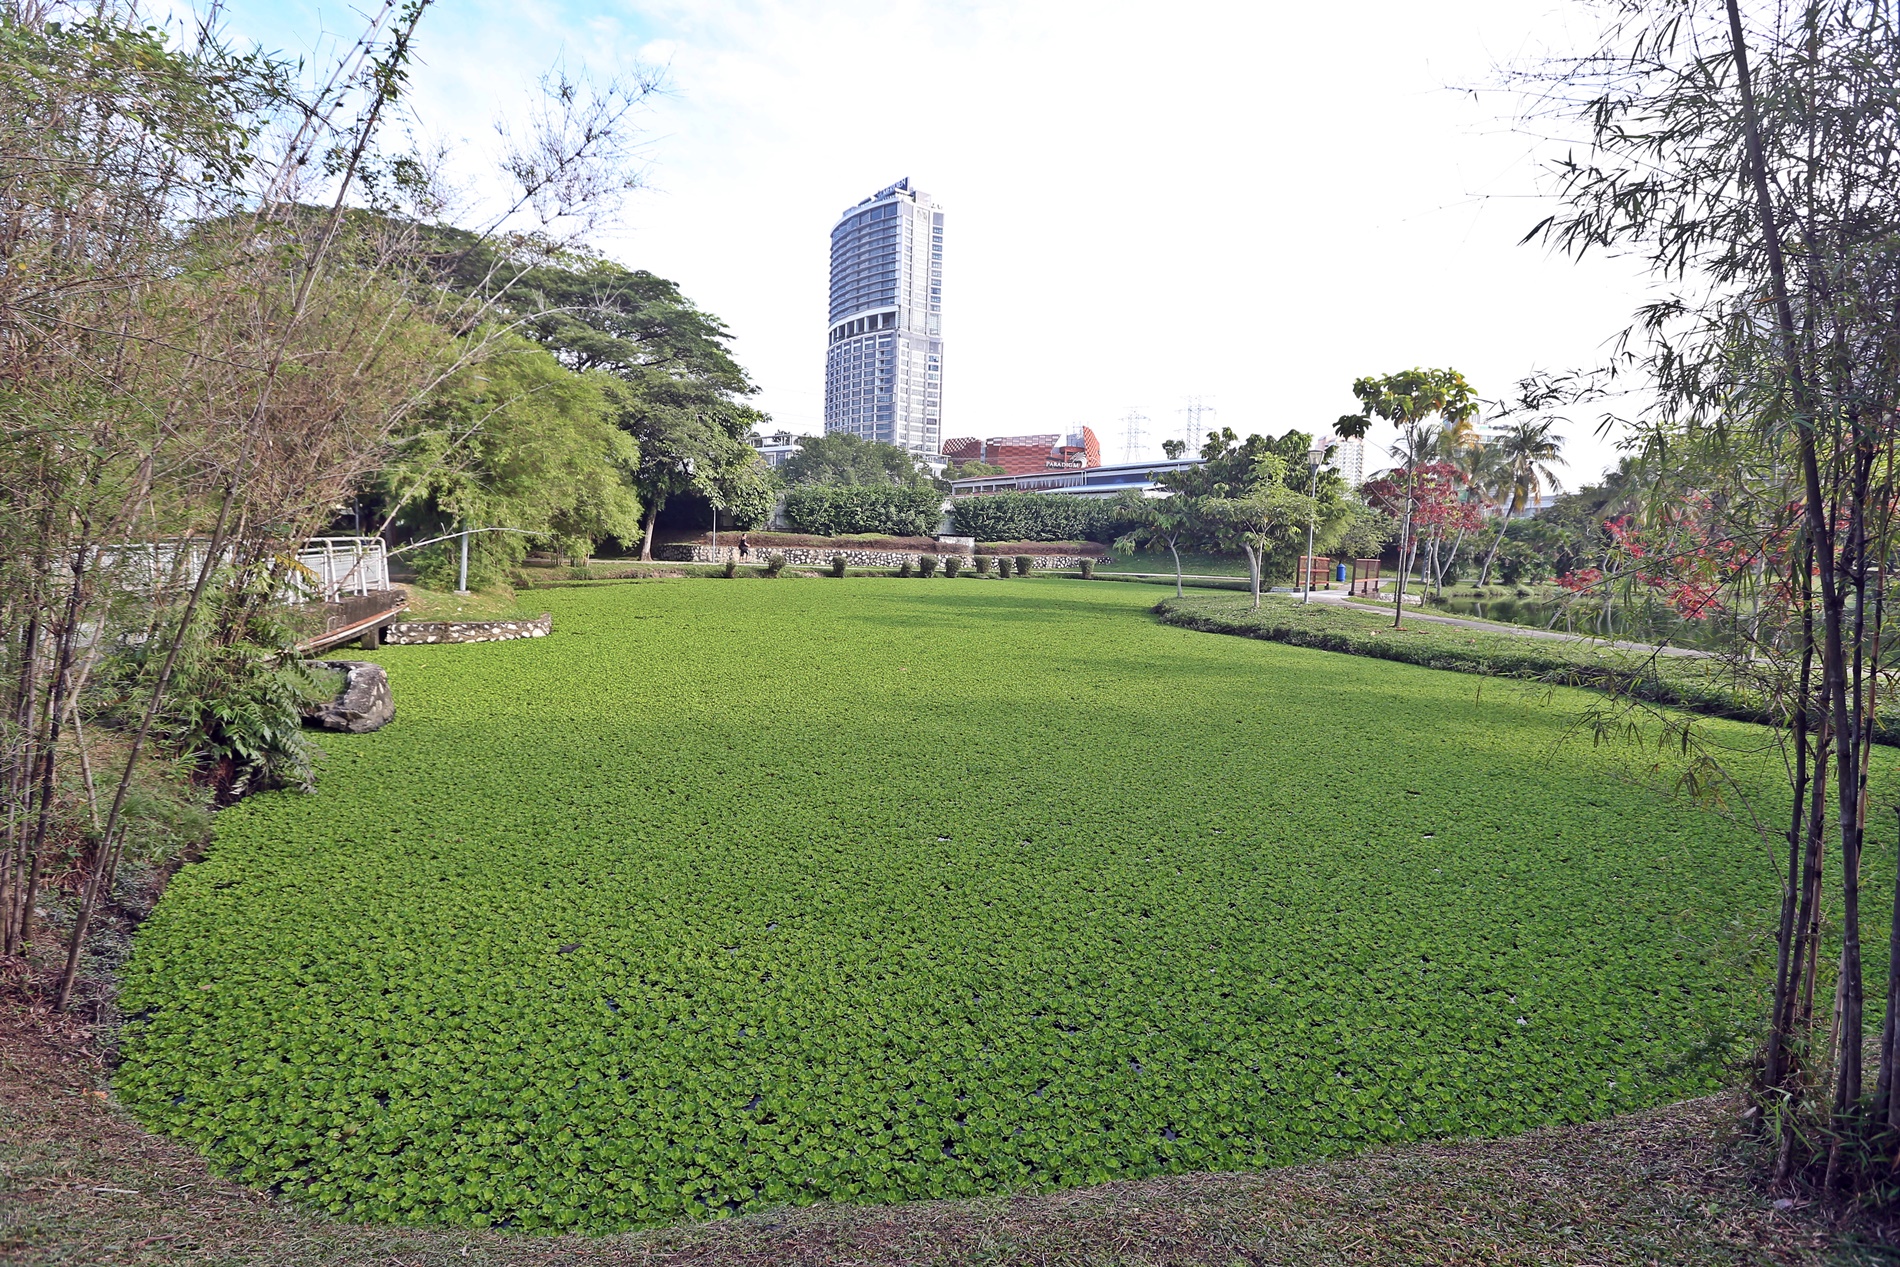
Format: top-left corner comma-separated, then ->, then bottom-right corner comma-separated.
781,484 -> 943,537
1154,594 -> 1900,745
950,493 -> 1134,543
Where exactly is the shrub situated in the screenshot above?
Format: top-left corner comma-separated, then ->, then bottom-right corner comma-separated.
975,555 -> 992,575
782,483 -> 944,538
721,557 -> 738,578
765,553 -> 787,577
995,556 -> 1011,577
830,554 -> 848,578
949,492 -> 1137,543
1495,538 -> 1555,585
918,554 -> 939,577
1079,558 -> 1095,579
1015,555 -> 1035,577
943,555 -> 962,578
897,559 -> 914,577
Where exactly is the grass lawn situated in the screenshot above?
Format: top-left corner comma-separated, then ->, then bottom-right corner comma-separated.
1094,549 -> 1258,577
1155,591 -> 1900,743
399,584 -> 540,622
112,578 -> 1839,1232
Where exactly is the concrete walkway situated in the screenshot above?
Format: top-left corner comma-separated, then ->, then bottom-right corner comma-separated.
1100,569 -> 1709,659
1305,590 -> 1709,658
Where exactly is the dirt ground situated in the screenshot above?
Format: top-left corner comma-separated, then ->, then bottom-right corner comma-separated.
7,989 -> 1899,1267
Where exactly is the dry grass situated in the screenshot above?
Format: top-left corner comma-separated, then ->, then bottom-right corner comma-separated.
5,991 -> 1893,1267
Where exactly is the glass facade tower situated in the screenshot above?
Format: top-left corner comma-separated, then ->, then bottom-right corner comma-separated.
824,178 -> 944,458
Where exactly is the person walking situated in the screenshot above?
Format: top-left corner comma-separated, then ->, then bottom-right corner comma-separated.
738,533 -> 751,558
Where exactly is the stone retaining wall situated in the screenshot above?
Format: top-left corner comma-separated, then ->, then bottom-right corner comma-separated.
656,544 -> 1093,570
658,543 -> 970,568
383,613 -> 552,644
986,554 -> 1094,571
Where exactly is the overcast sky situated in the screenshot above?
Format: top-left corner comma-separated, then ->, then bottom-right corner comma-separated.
216,0 -> 1653,482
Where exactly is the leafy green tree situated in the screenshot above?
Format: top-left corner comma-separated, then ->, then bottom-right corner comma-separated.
1334,503 -> 1397,563
941,459 -> 1006,482
428,235 -> 768,558
1160,429 -> 1324,609
779,432 -> 929,486
384,334 -> 642,584
1335,368 -> 1478,626
1114,497 -> 1194,596
1476,420 -> 1567,586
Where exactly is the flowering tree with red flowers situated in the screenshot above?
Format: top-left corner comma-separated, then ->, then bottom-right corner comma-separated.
1555,496 -> 1797,627
1362,461 -> 1484,593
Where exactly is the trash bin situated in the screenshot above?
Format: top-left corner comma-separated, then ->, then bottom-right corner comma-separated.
1335,562 -> 1348,582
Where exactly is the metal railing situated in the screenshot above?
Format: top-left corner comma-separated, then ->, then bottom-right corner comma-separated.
288,537 -> 390,602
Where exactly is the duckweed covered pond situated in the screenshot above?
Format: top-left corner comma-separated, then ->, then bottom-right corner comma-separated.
118,579 -> 1802,1229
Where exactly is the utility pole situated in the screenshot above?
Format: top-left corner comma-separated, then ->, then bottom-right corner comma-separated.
1120,409 -> 1148,463
456,523 -> 469,593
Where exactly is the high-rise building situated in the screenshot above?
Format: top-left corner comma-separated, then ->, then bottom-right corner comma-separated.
824,178 -> 944,458
1335,436 -> 1365,487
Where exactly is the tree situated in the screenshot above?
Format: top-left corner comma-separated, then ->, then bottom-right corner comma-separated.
0,0 -> 660,1010
1335,368 -> 1478,626
382,334 -> 642,583
1159,429 -> 1329,609
1360,462 -> 1482,595
779,432 -> 929,487
941,459 -> 1005,482
1477,421 -> 1567,586
1334,503 -> 1397,562
433,239 -> 768,559
1514,0 -> 1900,1173
1114,496 -> 1194,596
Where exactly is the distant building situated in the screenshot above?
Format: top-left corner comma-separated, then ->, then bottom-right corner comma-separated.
823,178 -> 944,459
949,456 -> 1200,500
748,429 -> 803,469
1334,436 -> 1365,487
1470,419 -> 1513,447
942,428 -> 1101,476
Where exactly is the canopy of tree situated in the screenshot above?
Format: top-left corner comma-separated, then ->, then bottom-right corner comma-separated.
1151,428 -> 1348,607
777,433 -> 930,487
417,226 -> 772,554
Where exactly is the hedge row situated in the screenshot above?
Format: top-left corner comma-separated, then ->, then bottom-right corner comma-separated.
949,493 -> 1135,543
1152,594 -> 1900,744
780,484 -> 944,537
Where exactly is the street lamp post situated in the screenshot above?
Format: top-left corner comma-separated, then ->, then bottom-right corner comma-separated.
1302,440 -> 1327,604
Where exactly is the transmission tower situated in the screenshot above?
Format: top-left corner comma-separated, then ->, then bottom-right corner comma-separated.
1120,409 -> 1149,463
1179,395 -> 1215,454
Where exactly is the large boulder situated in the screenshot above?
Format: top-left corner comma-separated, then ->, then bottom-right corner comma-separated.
303,660 -> 394,733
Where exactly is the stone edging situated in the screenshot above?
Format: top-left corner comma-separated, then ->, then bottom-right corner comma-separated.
383,613 -> 552,644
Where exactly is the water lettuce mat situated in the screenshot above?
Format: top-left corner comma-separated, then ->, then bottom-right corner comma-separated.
119,579 -> 1804,1230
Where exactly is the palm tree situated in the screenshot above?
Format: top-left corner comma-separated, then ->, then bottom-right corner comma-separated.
1477,420 -> 1567,586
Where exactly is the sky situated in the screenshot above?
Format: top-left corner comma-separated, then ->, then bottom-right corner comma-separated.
211,0 -> 1655,482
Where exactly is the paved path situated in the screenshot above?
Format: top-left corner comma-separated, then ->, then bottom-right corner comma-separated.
1103,570 -> 1709,659
1308,591 -> 1709,658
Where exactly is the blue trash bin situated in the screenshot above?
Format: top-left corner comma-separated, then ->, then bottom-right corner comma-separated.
1335,562 -> 1347,582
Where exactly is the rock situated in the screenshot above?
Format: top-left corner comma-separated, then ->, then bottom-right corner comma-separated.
303,660 -> 394,733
